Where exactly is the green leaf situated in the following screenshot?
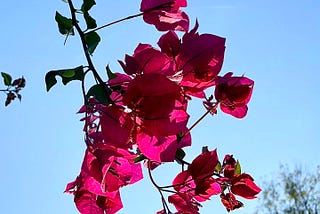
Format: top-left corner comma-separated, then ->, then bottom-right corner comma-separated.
176,148 -> 186,160
55,11 -> 74,35
86,84 -> 111,104
215,161 -> 221,172
83,11 -> 97,30
84,31 -> 100,54
133,154 -> 147,163
45,66 -> 84,91
81,0 -> 96,12
1,72 -> 12,86
106,65 -> 117,80
234,160 -> 241,175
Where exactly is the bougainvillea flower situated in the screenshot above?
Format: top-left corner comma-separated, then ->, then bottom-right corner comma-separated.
65,147 -> 143,214
156,22 -> 225,98
123,73 -> 185,129
178,21 -> 226,84
230,173 -> 261,199
100,154 -> 143,192
158,30 -> 181,57
168,193 -> 200,214
141,99 -> 189,136
222,154 -> 237,178
65,175 -> 124,214
140,0 -> 189,31
136,127 -> 191,162
140,0 -> 187,11
107,73 -> 132,105
94,146 -> 143,192
172,149 -> 222,203
220,193 -> 243,212
194,178 -> 222,202
96,192 -> 123,214
100,105 -> 134,149
156,210 -> 165,214
173,171 -> 221,202
214,72 -> 254,118
171,170 -> 220,212
74,190 -> 123,214
118,44 -> 173,75
188,149 -> 219,180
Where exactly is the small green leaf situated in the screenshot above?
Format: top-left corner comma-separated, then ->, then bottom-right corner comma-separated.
86,84 -> 111,104
1,72 -> 12,86
83,11 -> 97,30
176,132 -> 184,143
133,154 -> 147,163
84,31 -> 100,54
45,66 -> 84,91
234,160 -> 241,175
60,69 -> 75,78
215,161 -> 221,172
55,11 -> 74,35
176,148 -> 186,160
81,0 -> 96,12
106,65 -> 117,80
175,148 -> 186,165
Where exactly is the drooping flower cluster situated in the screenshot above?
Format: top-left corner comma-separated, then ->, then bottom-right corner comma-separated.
63,0 -> 260,213
160,149 -> 261,213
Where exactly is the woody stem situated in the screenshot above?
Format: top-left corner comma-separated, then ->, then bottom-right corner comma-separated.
147,161 -> 172,213
86,12 -> 144,34
182,103 -> 219,138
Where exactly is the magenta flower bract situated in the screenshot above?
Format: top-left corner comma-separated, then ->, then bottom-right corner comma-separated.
215,72 -> 254,118
140,0 -> 189,31
231,173 -> 261,199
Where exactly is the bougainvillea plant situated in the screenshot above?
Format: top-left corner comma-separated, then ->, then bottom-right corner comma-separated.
46,0 -> 261,213
1,72 -> 25,106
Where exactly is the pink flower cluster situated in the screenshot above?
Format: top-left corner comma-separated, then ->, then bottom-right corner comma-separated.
158,151 -> 261,213
65,0 -> 260,213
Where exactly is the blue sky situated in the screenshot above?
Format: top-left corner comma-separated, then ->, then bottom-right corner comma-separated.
0,0 -> 319,213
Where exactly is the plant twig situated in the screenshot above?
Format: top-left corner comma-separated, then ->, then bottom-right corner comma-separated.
86,12 -> 144,34
66,0 -> 112,103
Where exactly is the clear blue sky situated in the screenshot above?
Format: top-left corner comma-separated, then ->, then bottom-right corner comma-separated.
1,0 -> 319,213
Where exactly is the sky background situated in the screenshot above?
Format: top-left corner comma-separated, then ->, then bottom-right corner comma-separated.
0,0 -> 319,213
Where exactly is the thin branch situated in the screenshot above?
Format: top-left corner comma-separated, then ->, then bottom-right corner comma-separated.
181,102 -> 219,139
66,0 -> 112,103
147,161 -> 173,213
86,12 -> 144,34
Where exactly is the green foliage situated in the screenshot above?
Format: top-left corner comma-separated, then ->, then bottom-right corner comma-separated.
215,161 -> 221,172
1,73 -> 26,106
1,72 -> 12,86
55,11 -> 74,35
86,84 -> 111,104
84,31 -> 100,54
234,160 -> 241,175
255,164 -> 320,214
82,0 -> 97,30
133,154 -> 147,163
106,65 -> 117,80
83,12 -> 97,30
45,66 -> 84,91
175,148 -> 186,160
81,0 -> 96,12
